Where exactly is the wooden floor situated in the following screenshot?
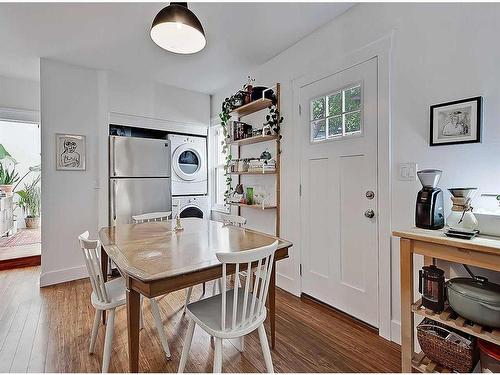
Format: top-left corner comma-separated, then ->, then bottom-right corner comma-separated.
0,266 -> 401,373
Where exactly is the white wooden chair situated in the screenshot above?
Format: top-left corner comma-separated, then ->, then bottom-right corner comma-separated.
132,211 -> 172,223
178,240 -> 279,373
78,231 -> 171,373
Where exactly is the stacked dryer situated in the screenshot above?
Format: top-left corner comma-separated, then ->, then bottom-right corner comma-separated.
168,134 -> 210,218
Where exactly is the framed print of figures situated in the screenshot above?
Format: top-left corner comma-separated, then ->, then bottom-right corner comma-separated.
56,134 -> 86,170
430,96 -> 482,146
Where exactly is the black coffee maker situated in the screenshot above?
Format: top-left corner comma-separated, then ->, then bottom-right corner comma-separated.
415,169 -> 444,229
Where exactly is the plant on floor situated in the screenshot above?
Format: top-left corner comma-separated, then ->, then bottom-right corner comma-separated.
0,143 -> 19,193
16,175 -> 41,229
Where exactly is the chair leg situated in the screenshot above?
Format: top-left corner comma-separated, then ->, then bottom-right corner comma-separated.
213,338 -> 223,373
102,308 -> 116,373
178,319 -> 196,373
212,280 -> 217,295
89,309 -> 102,354
257,324 -> 273,373
150,298 -> 171,360
183,287 -> 193,314
202,282 -> 206,295
238,336 -> 245,353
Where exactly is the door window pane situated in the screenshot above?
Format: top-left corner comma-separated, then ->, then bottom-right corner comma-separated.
311,97 -> 325,120
328,116 -> 342,137
344,111 -> 361,133
309,83 -> 363,142
344,85 -> 361,112
328,92 -> 342,116
311,119 -> 326,141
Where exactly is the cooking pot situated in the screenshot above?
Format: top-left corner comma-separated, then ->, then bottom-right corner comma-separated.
447,270 -> 500,328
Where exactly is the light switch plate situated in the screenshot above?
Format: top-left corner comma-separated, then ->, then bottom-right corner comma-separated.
398,162 -> 417,181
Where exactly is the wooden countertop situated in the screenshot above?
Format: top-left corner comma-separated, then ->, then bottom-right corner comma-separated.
99,218 -> 292,282
393,227 -> 500,255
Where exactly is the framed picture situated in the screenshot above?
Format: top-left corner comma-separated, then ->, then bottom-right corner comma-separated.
430,96 -> 482,146
56,134 -> 86,171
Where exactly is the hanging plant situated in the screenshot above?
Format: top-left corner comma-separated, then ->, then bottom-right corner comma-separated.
263,95 -> 284,139
219,99 -> 233,205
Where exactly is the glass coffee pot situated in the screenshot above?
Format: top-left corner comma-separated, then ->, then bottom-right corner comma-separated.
446,188 -> 478,231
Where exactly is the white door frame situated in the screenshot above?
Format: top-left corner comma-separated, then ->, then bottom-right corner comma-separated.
292,34 -> 393,340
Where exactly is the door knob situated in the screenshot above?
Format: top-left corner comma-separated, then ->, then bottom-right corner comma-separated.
364,209 -> 375,219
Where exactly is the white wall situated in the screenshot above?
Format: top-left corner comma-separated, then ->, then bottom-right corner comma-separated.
212,3 -> 500,342
40,59 -> 210,286
0,75 -> 39,111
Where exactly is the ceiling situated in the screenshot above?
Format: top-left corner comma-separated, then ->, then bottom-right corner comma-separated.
0,2 -> 354,94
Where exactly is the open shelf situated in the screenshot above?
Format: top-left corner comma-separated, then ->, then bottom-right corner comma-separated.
412,352 -> 453,373
229,202 -> 277,210
230,98 -> 273,118
412,298 -> 500,346
228,134 -> 278,146
229,171 -> 276,175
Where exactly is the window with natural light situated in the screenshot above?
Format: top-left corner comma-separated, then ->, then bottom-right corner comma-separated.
310,83 -> 363,142
212,125 -> 227,210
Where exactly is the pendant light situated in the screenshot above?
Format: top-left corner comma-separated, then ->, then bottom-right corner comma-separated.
150,2 -> 206,54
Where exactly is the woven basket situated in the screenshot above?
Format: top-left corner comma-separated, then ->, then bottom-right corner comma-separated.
417,318 -> 477,372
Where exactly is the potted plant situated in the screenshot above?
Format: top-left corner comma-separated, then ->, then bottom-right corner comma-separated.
0,163 -> 19,193
16,176 -> 41,229
0,144 -> 19,194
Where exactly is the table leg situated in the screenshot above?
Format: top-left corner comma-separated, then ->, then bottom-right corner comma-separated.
101,245 -> 108,325
400,238 -> 414,373
127,284 -> 140,373
270,260 -> 276,349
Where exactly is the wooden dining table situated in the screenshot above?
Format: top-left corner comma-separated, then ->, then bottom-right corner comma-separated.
98,217 -> 292,372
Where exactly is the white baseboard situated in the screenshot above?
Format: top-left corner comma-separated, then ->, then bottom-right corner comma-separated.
276,272 -> 301,297
40,265 -> 89,287
391,319 -> 401,345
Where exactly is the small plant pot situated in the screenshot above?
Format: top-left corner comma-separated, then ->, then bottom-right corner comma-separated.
0,184 -> 14,193
25,216 -> 40,229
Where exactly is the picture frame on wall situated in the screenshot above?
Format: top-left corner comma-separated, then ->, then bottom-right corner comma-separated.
430,96 -> 482,146
55,133 -> 86,171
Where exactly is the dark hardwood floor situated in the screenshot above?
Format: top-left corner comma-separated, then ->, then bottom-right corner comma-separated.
0,266 -> 401,373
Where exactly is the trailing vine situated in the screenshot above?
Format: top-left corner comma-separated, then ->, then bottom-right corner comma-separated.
219,89 -> 285,205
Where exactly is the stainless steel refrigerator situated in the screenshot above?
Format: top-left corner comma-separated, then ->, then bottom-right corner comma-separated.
109,135 -> 172,226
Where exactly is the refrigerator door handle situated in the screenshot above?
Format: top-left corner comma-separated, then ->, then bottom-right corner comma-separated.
112,180 -> 117,223
111,136 -> 117,177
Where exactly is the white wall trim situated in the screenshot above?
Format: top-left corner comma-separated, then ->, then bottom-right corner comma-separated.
292,33 -> 394,341
40,265 -> 89,287
109,111 -> 208,136
0,106 -> 40,124
277,272 -> 301,297
391,319 -> 401,345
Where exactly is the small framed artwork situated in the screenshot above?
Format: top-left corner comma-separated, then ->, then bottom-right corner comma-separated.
430,96 -> 482,146
56,134 -> 86,171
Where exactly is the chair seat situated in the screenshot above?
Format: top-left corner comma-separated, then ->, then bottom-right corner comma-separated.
186,288 -> 266,338
91,277 -> 126,309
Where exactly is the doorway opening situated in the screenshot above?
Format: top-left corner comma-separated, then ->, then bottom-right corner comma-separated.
0,119 -> 41,270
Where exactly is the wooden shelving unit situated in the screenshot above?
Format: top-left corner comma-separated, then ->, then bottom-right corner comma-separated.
228,134 -> 278,146
229,171 -> 276,175
229,98 -> 273,117
394,228 -> 500,374
412,299 -> 500,346
227,83 -> 281,237
229,202 -> 277,210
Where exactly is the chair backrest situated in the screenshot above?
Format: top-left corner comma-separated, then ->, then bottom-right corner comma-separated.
78,231 -> 109,303
216,240 -> 279,332
221,214 -> 247,227
132,211 -> 171,224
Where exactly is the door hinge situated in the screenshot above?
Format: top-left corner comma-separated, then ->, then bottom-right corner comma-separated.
299,183 -> 302,197
298,104 -> 302,116
299,264 -> 302,276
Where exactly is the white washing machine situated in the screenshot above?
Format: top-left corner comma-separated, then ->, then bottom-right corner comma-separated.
172,196 -> 210,219
168,134 -> 207,195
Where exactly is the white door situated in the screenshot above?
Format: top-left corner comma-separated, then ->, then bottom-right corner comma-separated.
299,57 -> 379,327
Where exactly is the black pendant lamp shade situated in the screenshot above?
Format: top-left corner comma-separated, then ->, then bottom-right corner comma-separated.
150,2 -> 206,54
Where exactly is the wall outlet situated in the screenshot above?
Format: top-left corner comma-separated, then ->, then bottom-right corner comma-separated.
398,162 -> 417,181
